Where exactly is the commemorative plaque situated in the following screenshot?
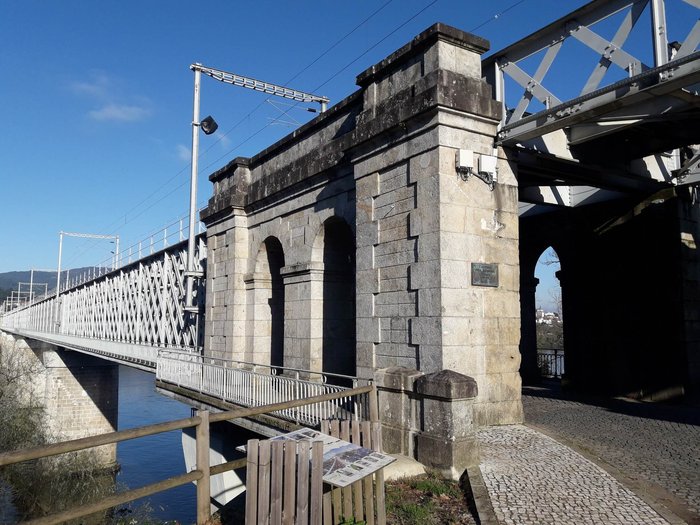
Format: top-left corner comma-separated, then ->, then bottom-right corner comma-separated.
471,263 -> 498,287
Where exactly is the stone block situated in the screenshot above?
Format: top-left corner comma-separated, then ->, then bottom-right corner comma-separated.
482,290 -> 520,318
375,366 -> 424,392
356,220 -> 379,247
441,288 -> 483,317
408,316 -> 441,345
357,317 -> 380,343
409,261 -> 440,290
415,369 -> 478,400
485,345 -> 521,374
355,245 -> 375,272
356,269 -> 380,294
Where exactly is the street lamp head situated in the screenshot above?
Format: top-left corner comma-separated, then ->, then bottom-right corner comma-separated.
200,115 -> 218,135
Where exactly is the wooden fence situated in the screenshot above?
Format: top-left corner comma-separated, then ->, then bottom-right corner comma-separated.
245,419 -> 386,525
0,384 -> 378,525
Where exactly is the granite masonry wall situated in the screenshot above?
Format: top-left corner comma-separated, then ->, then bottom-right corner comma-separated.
201,23 -> 523,455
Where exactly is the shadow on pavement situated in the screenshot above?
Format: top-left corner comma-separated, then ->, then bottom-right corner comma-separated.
523,380 -> 700,426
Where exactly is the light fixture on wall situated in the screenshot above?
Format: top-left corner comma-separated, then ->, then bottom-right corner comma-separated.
456,149 -> 498,191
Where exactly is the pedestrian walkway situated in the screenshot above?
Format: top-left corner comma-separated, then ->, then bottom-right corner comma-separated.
475,385 -> 700,525
478,425 -> 670,524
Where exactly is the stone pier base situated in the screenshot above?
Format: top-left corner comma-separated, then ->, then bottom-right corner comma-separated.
0,331 -> 119,467
376,366 -> 479,479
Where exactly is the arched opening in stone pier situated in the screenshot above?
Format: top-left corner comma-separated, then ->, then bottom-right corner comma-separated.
519,227 -> 568,386
534,246 -> 565,381
320,217 -> 356,383
252,237 -> 286,368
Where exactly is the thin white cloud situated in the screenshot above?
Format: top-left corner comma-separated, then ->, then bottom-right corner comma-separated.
177,144 -> 191,162
71,72 -> 112,99
89,103 -> 152,122
70,71 -> 153,124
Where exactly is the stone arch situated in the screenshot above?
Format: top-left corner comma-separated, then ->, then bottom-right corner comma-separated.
533,246 -> 564,380
519,227 -> 567,385
249,236 -> 286,367
313,217 -> 356,383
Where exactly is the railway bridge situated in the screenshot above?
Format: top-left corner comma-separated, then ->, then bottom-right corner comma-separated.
2,0 -> 699,475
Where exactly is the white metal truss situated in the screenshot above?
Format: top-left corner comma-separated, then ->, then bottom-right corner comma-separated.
192,64 -> 330,112
484,0 -> 700,145
0,237 -> 206,358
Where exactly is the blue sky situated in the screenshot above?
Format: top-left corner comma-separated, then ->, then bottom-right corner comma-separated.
0,1 -> 694,304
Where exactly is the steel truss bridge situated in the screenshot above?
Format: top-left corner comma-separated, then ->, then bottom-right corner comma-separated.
484,0 -> 700,210
1,0 -> 698,419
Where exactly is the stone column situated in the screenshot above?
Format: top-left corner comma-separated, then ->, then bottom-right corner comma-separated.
202,158 -> 251,361
519,276 -> 540,384
2,335 -> 119,467
351,24 -> 522,426
243,273 -> 272,364
375,366 -> 480,479
280,263 -> 324,373
41,346 -> 119,465
676,187 -> 700,399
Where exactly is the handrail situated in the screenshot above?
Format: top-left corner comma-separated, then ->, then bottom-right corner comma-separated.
0,384 -> 377,525
160,347 -> 370,383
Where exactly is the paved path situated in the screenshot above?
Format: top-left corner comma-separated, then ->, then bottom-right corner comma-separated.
476,386 -> 700,524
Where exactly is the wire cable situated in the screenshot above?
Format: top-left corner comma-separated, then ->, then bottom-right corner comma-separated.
469,0 -> 529,33
63,2 -> 398,267
65,0 -> 531,270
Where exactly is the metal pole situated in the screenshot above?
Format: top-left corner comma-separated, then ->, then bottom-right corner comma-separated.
54,232 -> 64,329
494,60 -> 506,129
115,236 -> 120,270
651,0 -> 668,67
186,65 -> 202,311
29,269 -> 34,302
56,232 -> 64,299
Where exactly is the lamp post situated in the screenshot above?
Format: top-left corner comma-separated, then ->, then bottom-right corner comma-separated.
184,65 -> 208,313
184,63 -> 329,314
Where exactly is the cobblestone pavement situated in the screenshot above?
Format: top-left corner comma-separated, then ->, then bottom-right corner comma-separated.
478,424 -> 670,525
523,386 -> 700,523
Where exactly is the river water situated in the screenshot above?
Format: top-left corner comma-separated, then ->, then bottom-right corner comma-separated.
117,365 -> 196,524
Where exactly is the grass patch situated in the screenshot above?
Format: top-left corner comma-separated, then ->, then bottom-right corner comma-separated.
385,472 -> 477,524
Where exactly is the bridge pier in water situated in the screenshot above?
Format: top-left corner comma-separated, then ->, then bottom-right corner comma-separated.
0,331 -> 118,466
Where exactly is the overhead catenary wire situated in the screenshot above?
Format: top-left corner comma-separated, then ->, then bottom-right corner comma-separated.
64,0 -> 531,270
469,0 -> 529,32
62,2 -> 397,268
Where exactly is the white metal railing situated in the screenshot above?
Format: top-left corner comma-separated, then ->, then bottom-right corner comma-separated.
156,349 -> 371,427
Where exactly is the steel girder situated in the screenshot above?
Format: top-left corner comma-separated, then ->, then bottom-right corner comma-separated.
484,0 -> 700,152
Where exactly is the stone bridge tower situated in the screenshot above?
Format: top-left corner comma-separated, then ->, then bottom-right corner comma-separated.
201,23 -> 522,451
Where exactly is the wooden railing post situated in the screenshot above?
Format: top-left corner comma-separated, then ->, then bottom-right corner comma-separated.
195,410 -> 211,524
368,383 -> 379,423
